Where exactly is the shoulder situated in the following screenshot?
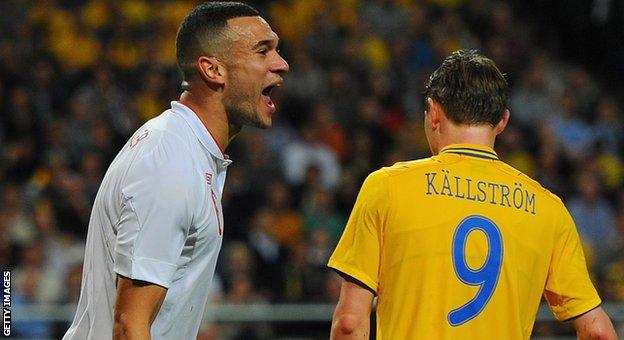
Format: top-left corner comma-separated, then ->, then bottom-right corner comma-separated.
495,161 -> 565,207
121,115 -> 198,191
382,157 -> 439,173
137,110 -> 192,147
358,158 -> 438,194
376,157 -> 440,178
132,113 -> 195,164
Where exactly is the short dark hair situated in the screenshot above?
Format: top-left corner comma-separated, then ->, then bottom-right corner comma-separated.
176,1 -> 260,81
424,50 -> 508,126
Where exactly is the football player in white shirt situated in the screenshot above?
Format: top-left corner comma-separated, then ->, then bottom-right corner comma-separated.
63,2 -> 289,339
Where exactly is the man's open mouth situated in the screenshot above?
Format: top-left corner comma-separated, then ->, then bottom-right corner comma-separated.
261,81 -> 282,111
262,84 -> 276,96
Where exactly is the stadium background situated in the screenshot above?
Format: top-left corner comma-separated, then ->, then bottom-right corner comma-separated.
1,0 -> 623,338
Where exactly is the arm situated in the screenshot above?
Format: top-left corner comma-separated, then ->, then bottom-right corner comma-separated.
112,142 -> 192,339
572,306 -> 618,340
328,171 -> 388,339
113,275 -> 167,340
330,277 -> 375,340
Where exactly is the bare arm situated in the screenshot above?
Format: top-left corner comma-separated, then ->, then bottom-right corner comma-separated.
113,275 -> 167,340
572,306 -> 618,340
330,277 -> 375,340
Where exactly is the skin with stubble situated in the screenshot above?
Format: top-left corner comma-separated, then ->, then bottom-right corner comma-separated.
180,16 -> 288,148
221,16 -> 287,130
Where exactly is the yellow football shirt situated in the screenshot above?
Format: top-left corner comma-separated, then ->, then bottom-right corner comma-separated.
328,144 -> 600,339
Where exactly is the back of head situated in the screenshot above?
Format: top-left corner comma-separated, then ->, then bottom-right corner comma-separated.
425,50 -> 508,126
176,1 -> 259,82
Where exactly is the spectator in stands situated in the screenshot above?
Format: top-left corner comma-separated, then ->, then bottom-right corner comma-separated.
282,125 -> 341,190
247,206 -> 286,300
568,170 -> 619,271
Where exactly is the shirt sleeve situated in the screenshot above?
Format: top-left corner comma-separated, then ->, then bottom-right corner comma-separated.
114,137 -> 194,289
327,170 -> 390,293
544,207 -> 602,321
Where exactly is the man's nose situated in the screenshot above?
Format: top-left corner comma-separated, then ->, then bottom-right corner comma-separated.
272,53 -> 290,74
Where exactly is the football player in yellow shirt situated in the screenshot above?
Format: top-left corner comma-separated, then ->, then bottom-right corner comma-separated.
328,50 -> 617,340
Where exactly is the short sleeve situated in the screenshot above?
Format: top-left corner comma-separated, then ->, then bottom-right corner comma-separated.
327,170 -> 390,293
544,207 -> 601,321
114,138 -> 194,288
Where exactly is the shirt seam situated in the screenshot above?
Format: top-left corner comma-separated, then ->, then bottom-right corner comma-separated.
441,146 -> 498,157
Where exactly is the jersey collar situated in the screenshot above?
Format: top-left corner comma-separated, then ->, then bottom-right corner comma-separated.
439,144 -> 499,160
171,101 -> 232,165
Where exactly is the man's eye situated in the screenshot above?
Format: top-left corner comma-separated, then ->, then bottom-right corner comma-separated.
258,49 -> 268,55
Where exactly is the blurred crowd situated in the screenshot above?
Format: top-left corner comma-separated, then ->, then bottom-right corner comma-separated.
1,0 -> 623,338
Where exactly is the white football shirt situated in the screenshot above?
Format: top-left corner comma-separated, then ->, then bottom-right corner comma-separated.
63,101 -> 231,340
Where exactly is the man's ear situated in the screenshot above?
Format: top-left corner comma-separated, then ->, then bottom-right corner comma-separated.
426,97 -> 442,130
197,56 -> 226,85
495,109 -> 510,135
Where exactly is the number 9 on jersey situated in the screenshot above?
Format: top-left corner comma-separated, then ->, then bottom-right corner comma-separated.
448,215 -> 503,326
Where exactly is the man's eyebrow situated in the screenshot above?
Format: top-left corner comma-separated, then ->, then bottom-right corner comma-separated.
252,38 -> 278,50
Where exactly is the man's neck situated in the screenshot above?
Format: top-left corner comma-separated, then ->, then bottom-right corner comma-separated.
179,90 -> 233,152
436,123 -> 497,153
